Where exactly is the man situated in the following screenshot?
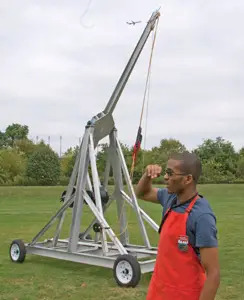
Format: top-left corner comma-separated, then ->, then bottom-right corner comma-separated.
135,152 -> 220,300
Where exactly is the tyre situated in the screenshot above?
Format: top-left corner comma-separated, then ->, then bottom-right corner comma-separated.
79,232 -> 92,240
113,254 -> 141,287
60,187 -> 76,208
93,223 -> 101,233
9,240 -> 26,263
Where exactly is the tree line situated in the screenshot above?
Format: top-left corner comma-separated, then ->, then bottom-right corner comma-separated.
0,123 -> 244,186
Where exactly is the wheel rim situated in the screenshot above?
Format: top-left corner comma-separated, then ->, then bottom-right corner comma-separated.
116,260 -> 133,284
11,244 -> 20,261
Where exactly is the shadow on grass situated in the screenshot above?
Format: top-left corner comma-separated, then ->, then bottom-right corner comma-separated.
23,254 -> 152,285
26,255 -> 113,275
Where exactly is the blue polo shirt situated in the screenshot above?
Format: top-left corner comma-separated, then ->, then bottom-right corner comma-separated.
157,188 -> 218,259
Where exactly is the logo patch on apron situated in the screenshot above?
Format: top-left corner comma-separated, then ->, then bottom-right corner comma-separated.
177,235 -> 189,252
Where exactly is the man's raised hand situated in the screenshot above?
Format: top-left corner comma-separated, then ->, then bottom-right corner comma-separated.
145,165 -> 162,179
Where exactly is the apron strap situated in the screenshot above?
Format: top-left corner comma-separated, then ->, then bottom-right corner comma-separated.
185,194 -> 199,214
158,193 -> 199,234
158,207 -> 171,234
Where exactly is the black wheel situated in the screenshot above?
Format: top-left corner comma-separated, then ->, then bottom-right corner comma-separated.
86,190 -> 95,205
60,187 -> 76,208
100,186 -> 109,205
9,240 -> 26,263
79,232 -> 92,240
113,254 -> 141,287
93,223 -> 101,233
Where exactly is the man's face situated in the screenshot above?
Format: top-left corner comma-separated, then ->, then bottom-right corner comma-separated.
164,159 -> 187,194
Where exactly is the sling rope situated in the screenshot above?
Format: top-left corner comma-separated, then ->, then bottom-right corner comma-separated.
130,17 -> 159,179
142,57 -> 152,174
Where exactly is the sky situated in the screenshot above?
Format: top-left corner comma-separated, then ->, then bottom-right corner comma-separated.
1,0 -> 244,155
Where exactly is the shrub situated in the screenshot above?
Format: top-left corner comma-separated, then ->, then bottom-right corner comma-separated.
26,145 -> 60,185
0,149 -> 26,184
60,146 -> 79,178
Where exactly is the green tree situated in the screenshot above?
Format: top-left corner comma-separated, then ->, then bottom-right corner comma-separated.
96,143 -> 109,178
236,157 -> 244,179
26,145 -> 60,185
239,147 -> 244,158
159,138 -> 187,155
95,142 -> 135,184
5,123 -> 29,146
59,146 -> 79,185
0,148 -> 26,184
0,131 -> 7,148
0,166 -> 6,184
195,137 -> 238,183
148,139 -> 187,175
64,146 -> 79,177
15,139 -> 36,158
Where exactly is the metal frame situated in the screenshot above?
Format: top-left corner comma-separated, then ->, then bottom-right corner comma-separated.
25,10 -> 160,276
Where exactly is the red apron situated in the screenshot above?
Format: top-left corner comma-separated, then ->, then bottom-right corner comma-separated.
147,195 -> 206,300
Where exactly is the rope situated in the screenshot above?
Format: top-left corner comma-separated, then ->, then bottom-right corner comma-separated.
139,18 -> 159,128
142,60 -> 152,174
130,17 -> 159,179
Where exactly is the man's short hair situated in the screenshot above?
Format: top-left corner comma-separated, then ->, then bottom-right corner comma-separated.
169,152 -> 202,183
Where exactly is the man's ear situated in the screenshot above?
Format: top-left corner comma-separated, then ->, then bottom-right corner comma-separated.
185,174 -> 194,185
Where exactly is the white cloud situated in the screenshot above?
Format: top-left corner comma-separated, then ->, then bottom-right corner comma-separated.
0,0 -> 243,155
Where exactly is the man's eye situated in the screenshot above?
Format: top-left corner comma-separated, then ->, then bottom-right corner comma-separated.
165,168 -> 173,176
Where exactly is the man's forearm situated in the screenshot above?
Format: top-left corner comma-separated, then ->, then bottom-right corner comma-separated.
135,172 -> 152,198
199,271 -> 220,300
135,165 -> 161,202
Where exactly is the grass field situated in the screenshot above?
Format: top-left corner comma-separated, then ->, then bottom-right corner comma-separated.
0,185 -> 244,300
